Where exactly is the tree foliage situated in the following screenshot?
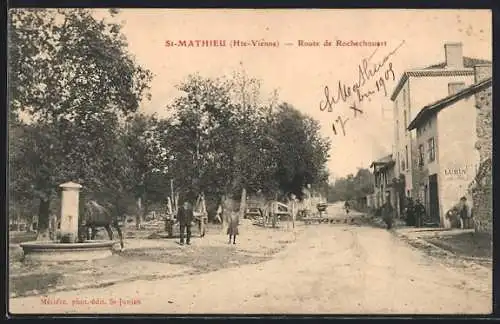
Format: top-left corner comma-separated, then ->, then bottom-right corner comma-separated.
8,9 -> 332,235
328,168 -> 375,202
8,8 -> 152,238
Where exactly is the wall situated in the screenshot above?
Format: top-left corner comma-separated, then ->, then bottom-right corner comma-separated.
393,74 -> 473,195
408,75 -> 474,119
393,74 -> 475,197
415,114 -> 439,216
471,66 -> 492,233
384,165 -> 398,210
393,81 -> 410,189
372,163 -> 396,209
436,97 -> 478,227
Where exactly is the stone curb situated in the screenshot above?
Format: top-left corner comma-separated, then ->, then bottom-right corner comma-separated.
393,230 -> 492,268
393,231 -> 456,257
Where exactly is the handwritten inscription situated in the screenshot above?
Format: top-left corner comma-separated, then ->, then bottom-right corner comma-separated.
319,40 -> 406,136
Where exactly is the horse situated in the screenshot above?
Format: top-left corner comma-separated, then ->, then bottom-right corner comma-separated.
79,200 -> 124,250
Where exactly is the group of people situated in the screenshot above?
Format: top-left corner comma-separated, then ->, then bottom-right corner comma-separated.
446,196 -> 473,229
376,195 -> 421,230
176,199 -> 239,245
403,197 -> 426,227
377,195 -> 473,230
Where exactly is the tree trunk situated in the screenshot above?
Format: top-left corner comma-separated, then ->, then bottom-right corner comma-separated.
221,194 -> 233,233
142,194 -> 149,223
136,196 -> 143,230
239,187 -> 247,220
36,198 -> 51,241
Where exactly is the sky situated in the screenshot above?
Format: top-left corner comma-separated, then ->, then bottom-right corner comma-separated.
101,9 -> 492,181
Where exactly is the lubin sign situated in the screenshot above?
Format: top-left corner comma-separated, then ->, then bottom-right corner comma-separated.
443,164 -> 476,179
444,168 -> 467,176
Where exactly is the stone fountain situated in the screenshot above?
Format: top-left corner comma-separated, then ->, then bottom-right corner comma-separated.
20,182 -> 115,262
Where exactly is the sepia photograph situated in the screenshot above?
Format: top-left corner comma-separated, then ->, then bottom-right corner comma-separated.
7,8 -> 492,315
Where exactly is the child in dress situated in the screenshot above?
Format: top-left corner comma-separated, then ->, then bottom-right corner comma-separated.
227,211 -> 239,244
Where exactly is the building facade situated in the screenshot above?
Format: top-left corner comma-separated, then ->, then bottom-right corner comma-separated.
370,154 -> 397,210
390,42 -> 490,220
407,65 -> 492,227
470,64 -> 493,233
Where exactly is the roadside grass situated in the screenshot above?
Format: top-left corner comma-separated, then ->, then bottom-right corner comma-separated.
424,231 -> 492,260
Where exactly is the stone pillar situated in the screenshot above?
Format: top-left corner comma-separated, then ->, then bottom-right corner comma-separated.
474,64 -> 492,83
59,182 -> 82,243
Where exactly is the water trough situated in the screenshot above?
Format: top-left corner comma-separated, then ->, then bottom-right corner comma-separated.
20,240 -> 115,262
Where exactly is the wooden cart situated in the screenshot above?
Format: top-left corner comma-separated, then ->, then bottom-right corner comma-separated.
260,201 -> 290,228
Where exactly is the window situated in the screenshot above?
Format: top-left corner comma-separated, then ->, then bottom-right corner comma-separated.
427,137 -> 435,162
418,144 -> 424,169
448,82 -> 465,95
405,145 -> 409,170
401,151 -> 406,171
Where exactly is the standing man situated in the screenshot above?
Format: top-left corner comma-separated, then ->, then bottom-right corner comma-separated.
405,197 -> 415,226
459,196 -> 471,229
177,200 -> 193,245
414,198 -> 426,228
344,200 -> 350,215
381,195 -> 395,230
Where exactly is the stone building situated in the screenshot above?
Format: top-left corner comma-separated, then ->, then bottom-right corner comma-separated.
370,154 -> 397,210
390,42 -> 490,220
407,64 -> 492,228
470,64 -> 493,233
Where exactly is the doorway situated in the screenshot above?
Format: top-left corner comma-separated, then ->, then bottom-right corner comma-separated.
428,174 -> 440,225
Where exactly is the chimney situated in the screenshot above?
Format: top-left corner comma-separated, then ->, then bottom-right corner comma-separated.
444,43 -> 463,69
474,64 -> 492,83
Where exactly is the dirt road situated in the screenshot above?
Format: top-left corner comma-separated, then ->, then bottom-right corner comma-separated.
9,204 -> 491,315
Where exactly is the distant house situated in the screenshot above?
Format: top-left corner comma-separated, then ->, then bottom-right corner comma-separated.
407,64 -> 492,228
390,42 -> 490,218
366,193 -> 376,209
370,154 -> 397,210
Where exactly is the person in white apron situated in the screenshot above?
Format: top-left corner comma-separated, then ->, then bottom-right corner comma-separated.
227,211 -> 239,244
